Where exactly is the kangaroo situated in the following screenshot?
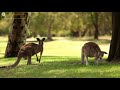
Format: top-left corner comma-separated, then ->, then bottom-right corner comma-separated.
81,42 -> 107,65
0,38 -> 45,68
24,38 -> 41,63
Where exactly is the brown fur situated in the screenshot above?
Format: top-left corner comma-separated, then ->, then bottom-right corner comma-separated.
81,42 -> 107,65
0,38 -> 45,68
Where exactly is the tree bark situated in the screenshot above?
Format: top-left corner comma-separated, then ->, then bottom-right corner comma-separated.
5,12 -> 30,57
107,12 -> 120,62
47,24 -> 53,41
47,19 -> 54,41
90,12 -> 99,39
81,28 -> 88,37
94,24 -> 99,39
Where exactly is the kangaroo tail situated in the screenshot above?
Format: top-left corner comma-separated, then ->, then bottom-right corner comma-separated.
0,57 -> 21,68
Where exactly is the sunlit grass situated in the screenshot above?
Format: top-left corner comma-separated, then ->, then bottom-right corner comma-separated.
0,36 -> 118,78
43,36 -> 110,57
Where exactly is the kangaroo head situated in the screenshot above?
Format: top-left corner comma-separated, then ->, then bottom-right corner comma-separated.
98,51 -> 107,59
36,38 -> 46,45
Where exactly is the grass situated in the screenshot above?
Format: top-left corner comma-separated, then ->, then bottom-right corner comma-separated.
1,36 -> 120,78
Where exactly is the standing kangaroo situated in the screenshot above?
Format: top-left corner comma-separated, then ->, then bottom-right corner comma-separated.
0,38 -> 45,68
81,42 -> 107,65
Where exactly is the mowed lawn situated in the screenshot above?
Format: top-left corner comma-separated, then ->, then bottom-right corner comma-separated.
1,36 -> 120,78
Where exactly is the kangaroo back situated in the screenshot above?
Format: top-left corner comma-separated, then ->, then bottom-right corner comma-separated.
82,42 -> 101,57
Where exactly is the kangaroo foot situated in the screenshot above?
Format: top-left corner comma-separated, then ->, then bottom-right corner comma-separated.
39,59 -> 40,63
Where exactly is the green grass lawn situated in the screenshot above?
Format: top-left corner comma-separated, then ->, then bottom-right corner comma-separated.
1,36 -> 120,78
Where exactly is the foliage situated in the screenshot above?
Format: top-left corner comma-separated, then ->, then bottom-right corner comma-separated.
0,12 -> 13,36
29,12 -> 112,38
0,12 -> 112,38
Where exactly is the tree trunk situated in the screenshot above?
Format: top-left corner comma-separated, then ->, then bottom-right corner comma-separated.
4,12 -> 30,57
47,19 -> 54,41
94,12 -> 99,39
94,24 -> 99,39
107,12 -> 120,62
88,28 -> 92,36
81,28 -> 88,37
47,25 -> 53,41
90,12 -> 99,39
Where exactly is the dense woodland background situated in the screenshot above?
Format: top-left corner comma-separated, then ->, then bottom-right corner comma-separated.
0,12 -> 112,39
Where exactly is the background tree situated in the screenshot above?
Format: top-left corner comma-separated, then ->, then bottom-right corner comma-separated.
5,12 -> 30,57
107,12 -> 120,62
99,12 -> 112,35
11,12 -> 112,39
45,12 -> 56,41
30,12 -> 57,40
88,12 -> 100,39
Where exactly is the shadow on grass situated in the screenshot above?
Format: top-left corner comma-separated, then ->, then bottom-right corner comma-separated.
81,39 -> 110,44
0,56 -> 117,78
0,57 -> 16,63
67,37 -> 111,44
0,53 -> 4,55
26,39 -> 58,43
0,41 -> 8,43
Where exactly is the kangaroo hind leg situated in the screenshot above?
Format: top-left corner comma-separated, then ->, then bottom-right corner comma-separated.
86,57 -> 89,65
80,53 -> 84,64
27,56 -> 32,65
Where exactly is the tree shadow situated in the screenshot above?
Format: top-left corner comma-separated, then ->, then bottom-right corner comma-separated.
0,53 -> 4,55
19,57 -> 112,77
67,37 -> 111,44
81,39 -> 111,44
0,56 -> 115,78
0,41 -> 8,43
61,38 -> 110,45
26,39 -> 58,43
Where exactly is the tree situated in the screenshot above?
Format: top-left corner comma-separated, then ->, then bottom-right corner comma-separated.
99,12 -> 112,35
5,12 -> 30,57
30,12 -> 57,40
107,12 -> 120,62
90,12 -> 100,39
46,13 -> 54,40
29,12 -> 112,38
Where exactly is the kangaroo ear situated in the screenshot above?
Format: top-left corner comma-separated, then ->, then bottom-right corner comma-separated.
36,38 -> 40,41
102,51 -> 107,54
42,38 -> 46,41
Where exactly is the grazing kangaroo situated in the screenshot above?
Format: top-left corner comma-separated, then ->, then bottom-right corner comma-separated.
0,38 -> 45,68
81,42 -> 107,65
